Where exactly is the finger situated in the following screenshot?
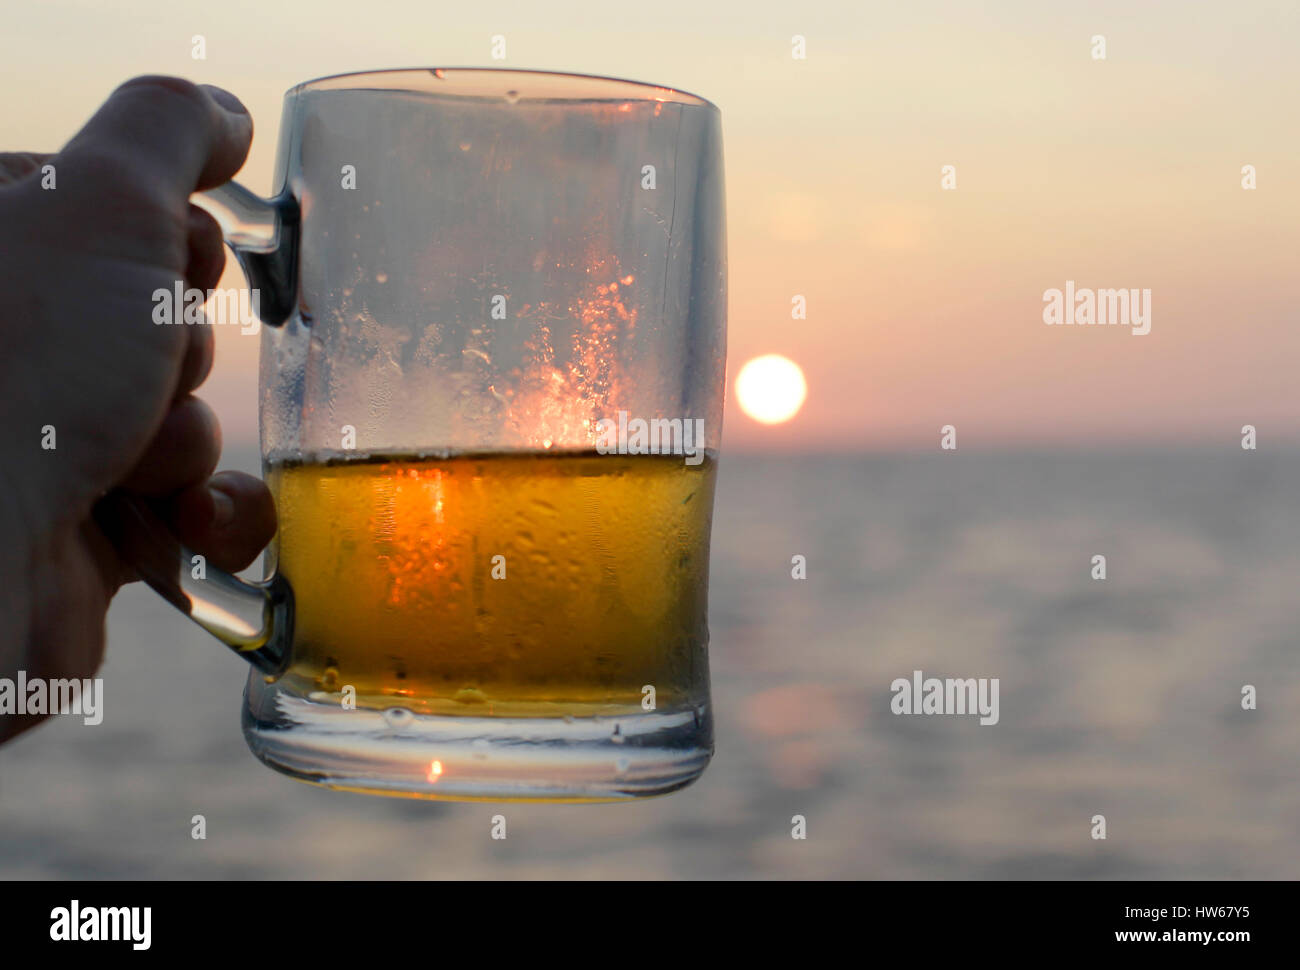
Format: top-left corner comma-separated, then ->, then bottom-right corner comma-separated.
175,205 -> 223,396
0,151 -> 53,184
175,314 -> 215,399
168,471 -> 276,573
119,395 -> 221,495
60,76 -> 252,199
186,203 -> 226,292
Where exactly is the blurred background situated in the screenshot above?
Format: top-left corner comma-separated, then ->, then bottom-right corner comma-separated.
2,0 -> 1298,878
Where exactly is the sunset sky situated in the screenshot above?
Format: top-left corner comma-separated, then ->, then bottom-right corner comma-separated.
4,0 -> 1297,451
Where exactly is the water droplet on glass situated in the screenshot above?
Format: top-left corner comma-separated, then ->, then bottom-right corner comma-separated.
375,271 -> 389,284
459,141 -> 472,152
454,687 -> 488,705
504,89 -> 520,104
611,723 -> 625,744
563,715 -> 575,725
383,707 -> 414,728
615,757 -> 630,776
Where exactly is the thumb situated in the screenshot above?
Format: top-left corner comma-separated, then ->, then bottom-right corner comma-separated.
58,76 -> 252,199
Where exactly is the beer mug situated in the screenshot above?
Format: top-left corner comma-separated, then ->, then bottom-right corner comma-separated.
102,69 -> 726,800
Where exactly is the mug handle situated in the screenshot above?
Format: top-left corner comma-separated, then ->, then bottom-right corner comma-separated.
94,491 -> 293,675
91,180 -> 301,675
193,181 -> 300,327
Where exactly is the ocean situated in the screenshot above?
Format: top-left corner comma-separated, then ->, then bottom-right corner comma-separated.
3,449 -> 1298,878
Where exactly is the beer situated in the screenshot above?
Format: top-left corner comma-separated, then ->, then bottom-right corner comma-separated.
267,451 -> 716,718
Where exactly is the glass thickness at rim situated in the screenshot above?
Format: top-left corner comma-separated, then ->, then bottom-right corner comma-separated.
288,67 -> 717,109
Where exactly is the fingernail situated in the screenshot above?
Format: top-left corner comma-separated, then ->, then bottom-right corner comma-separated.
210,486 -> 236,528
201,84 -> 249,116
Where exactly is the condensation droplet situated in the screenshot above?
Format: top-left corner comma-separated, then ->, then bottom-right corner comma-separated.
504,89 -> 520,104
454,687 -> 488,705
383,707 -> 414,728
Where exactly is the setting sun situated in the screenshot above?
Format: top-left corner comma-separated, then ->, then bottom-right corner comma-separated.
734,354 -> 807,425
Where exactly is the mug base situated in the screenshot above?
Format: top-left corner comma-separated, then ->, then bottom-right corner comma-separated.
241,680 -> 714,802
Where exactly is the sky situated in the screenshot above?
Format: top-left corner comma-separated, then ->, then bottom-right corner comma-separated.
3,0 -> 1297,451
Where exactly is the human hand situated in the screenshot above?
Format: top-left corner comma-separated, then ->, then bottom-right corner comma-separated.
0,77 -> 277,741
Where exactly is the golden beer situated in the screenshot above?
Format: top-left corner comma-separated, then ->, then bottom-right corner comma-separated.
267,451 -> 716,718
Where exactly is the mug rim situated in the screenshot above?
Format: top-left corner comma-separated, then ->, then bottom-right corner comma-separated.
288,67 -> 717,110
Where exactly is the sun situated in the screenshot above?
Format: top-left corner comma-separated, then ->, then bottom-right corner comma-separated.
734,354 -> 807,425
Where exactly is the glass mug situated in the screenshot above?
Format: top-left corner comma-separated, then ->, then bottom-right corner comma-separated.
99,69 -> 726,801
